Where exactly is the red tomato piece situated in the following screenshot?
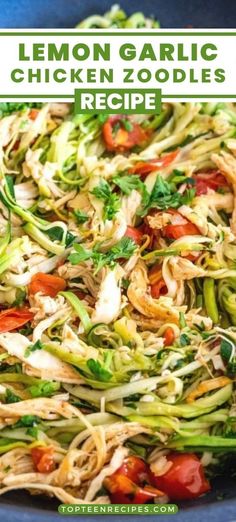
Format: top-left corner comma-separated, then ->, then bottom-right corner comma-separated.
162,210 -> 200,240
129,150 -> 179,178
29,273 -> 66,298
104,456 -> 164,504
109,478 -> 162,504
163,222 -> 200,240
148,264 -> 163,285
194,170 -> 228,196
139,223 -> 157,249
31,446 -> 55,473
0,307 -> 34,333
124,226 -> 143,245
115,456 -> 149,484
102,116 -> 149,153
149,453 -> 210,501
163,327 -> 175,346
29,108 -> 39,120
104,473 -> 164,504
151,279 -> 168,299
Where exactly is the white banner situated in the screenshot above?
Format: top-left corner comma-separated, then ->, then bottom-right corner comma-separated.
0,29 -> 235,101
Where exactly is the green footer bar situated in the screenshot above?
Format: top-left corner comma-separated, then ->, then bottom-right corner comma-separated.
58,504 -> 178,515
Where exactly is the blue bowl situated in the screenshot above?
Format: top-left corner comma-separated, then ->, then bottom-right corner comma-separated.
0,0 -> 235,520
0,0 -> 236,28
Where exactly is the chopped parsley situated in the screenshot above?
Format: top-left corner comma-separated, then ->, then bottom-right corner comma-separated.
220,338 -> 236,374
12,289 -> 26,307
28,381 -> 60,398
14,415 -> 40,428
25,340 -> 43,358
87,359 -> 112,382
90,179 -> 120,221
138,175 -> 195,217
112,173 -> 145,196
179,333 -> 190,346
73,210 -> 89,224
5,388 -> 21,404
0,102 -> 42,117
69,236 -> 137,273
46,226 -> 75,247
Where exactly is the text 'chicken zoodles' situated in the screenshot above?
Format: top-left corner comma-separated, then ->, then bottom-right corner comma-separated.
0,9 -> 236,506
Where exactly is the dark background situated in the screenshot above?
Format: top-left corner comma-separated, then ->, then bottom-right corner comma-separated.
0,0 -> 235,28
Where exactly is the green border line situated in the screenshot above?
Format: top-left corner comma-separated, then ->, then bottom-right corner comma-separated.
163,95 -> 236,98
0,95 -> 235,99
0,95 -> 74,98
0,31 -> 236,36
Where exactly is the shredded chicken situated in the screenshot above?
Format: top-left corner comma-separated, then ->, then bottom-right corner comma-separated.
128,260 -> 182,323
212,151 -> 236,233
92,267 -> 122,324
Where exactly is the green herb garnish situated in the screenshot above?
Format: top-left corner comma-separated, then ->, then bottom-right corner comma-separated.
138,175 -> 195,217
73,210 -> 89,224
91,179 -> 120,221
5,388 -> 21,403
25,340 -> 43,358
69,236 -> 137,273
113,173 -> 144,196
87,359 -> 112,382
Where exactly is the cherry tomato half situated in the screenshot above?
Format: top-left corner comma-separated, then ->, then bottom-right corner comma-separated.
104,456 -> 164,504
105,474 -> 163,504
115,455 -> 149,484
149,453 -> 210,501
151,279 -> 168,299
124,226 -> 143,245
129,150 -> 179,178
163,327 -> 175,346
29,108 -> 39,120
162,210 -> 200,240
102,116 -> 149,153
0,307 -> 34,333
31,446 -> 55,473
194,169 -> 228,196
29,273 -> 66,298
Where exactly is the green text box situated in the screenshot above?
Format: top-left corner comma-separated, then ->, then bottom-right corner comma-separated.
58,503 -> 178,515
75,88 -> 161,114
